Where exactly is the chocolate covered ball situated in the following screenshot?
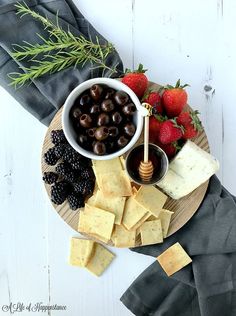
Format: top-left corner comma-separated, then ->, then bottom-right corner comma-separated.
79,114 -> 92,128
122,103 -> 136,116
104,88 -> 115,99
90,84 -> 103,101
90,104 -> 100,114
117,135 -> 129,147
112,112 -> 123,125
97,113 -> 110,126
123,122 -> 136,137
95,126 -> 109,141
79,94 -> 92,107
108,126 -> 119,137
114,91 -> 129,106
101,99 -> 115,112
71,106 -> 82,120
87,127 -> 96,138
93,141 -> 106,155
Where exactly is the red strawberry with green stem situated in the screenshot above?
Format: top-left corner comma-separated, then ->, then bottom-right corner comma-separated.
159,119 -> 184,144
162,79 -> 189,117
149,115 -> 166,143
143,90 -> 163,114
121,64 -> 148,98
158,142 -> 181,158
177,110 -> 202,140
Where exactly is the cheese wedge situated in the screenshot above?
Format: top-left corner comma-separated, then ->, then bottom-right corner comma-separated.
157,140 -> 219,199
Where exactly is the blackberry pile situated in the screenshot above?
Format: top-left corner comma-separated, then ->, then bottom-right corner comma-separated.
43,129 -> 95,210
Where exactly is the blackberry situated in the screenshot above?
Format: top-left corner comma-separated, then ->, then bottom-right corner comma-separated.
63,146 -> 81,164
81,168 -> 95,180
68,192 -> 85,210
51,129 -> 67,145
51,181 -> 70,205
54,143 -> 67,159
84,179 -> 95,195
73,181 -> 86,195
81,156 -> 92,167
70,159 -> 86,171
44,147 -> 59,166
73,179 -> 95,196
42,172 -> 58,184
56,162 -> 77,183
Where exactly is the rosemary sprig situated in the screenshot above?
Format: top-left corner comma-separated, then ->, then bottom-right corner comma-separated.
9,2 -> 117,87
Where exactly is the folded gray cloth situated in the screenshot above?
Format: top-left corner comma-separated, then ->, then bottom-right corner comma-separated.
121,176 -> 236,316
0,0 -> 123,125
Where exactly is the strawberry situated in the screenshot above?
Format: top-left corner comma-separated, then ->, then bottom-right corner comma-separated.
149,115 -> 165,143
182,125 -> 198,139
177,110 -> 202,140
158,142 -> 178,158
121,64 -> 148,98
176,111 -> 192,126
162,79 -> 189,117
143,91 -> 163,114
159,119 -> 183,144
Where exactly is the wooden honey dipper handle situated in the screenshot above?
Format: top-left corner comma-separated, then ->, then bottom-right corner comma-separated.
144,116 -> 149,163
138,103 -> 154,182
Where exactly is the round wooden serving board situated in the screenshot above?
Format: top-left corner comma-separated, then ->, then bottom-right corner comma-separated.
41,81 -> 210,247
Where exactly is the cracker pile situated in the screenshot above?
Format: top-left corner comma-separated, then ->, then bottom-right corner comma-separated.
69,237 -> 115,276
78,157 -> 174,247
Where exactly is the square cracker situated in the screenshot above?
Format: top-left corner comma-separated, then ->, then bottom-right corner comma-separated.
86,190 -> 98,206
130,212 -> 151,231
86,243 -> 115,276
99,171 -> 132,197
147,215 -> 157,221
119,156 -> 126,170
157,242 -> 192,276
122,197 -> 149,230
140,220 -> 163,245
134,186 -> 167,217
111,225 -> 136,248
92,166 -> 100,188
94,190 -> 126,225
132,186 -> 138,196
69,238 -> 94,267
88,233 -> 109,244
78,204 -> 115,241
159,209 -> 174,238
92,158 -> 122,174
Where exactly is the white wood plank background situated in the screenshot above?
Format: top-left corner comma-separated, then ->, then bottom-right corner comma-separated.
0,0 -> 236,315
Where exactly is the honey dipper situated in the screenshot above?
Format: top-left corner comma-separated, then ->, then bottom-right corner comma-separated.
138,103 -> 154,182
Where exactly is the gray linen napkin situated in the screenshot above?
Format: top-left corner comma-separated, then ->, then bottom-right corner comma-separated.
121,175 -> 236,316
0,0 -> 123,125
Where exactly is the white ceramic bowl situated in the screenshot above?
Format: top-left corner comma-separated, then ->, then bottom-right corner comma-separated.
62,78 -> 143,160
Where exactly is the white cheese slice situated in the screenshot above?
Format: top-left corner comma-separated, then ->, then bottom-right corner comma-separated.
157,140 -> 219,199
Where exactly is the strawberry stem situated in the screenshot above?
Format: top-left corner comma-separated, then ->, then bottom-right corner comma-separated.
190,110 -> 203,131
136,63 -> 147,73
164,79 -> 190,90
171,118 -> 185,133
124,63 -> 147,74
